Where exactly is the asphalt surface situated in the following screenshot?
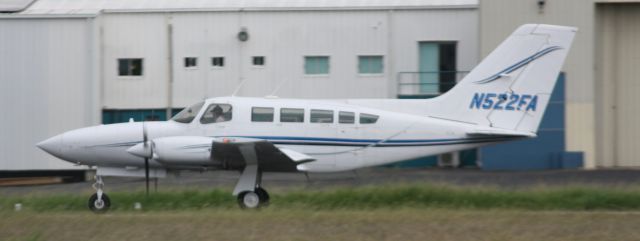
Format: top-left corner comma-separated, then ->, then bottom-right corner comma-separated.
2,168 -> 640,196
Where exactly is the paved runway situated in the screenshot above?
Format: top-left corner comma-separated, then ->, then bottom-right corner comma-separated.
2,168 -> 640,196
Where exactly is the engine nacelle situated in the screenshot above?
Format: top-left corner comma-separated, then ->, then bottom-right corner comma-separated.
151,136 -> 215,165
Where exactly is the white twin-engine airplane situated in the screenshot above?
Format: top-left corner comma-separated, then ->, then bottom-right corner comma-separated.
37,24 -> 575,212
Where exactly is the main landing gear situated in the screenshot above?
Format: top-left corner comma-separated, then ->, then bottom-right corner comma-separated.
234,165 -> 270,209
237,186 -> 270,209
89,175 -> 111,213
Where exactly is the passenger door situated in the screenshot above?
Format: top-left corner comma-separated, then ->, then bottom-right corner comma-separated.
335,110 -> 363,169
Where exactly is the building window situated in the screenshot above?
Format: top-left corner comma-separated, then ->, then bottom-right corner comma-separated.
304,56 -> 329,75
358,56 -> 384,74
212,57 -> 225,67
339,111 -> 355,124
418,42 -> 457,95
253,56 -> 265,66
251,107 -> 274,122
310,109 -> 333,123
359,113 -> 379,124
280,108 -> 304,123
118,58 -> 143,76
184,57 -> 197,68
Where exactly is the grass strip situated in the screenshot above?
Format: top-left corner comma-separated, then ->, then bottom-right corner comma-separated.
2,185 -> 640,212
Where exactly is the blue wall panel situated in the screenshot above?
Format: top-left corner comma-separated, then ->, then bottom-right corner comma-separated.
102,109 -> 182,124
480,73 -> 581,170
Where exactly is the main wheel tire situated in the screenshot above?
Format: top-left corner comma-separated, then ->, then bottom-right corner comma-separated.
255,187 -> 270,206
237,191 -> 261,209
88,193 -> 111,213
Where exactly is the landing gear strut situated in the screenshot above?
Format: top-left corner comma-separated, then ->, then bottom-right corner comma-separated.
89,175 -> 111,213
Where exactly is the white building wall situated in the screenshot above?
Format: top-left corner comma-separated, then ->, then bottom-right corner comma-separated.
390,9 -> 479,96
101,13 -> 170,109
101,8 -> 478,109
0,6 -> 478,170
0,18 -> 99,170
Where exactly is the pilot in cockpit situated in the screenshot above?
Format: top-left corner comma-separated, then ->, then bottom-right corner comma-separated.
211,105 -> 225,123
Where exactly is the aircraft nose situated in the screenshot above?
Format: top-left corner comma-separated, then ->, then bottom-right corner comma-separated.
36,134 -> 65,158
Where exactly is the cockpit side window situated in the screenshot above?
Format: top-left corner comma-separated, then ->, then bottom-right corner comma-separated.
200,104 -> 233,124
171,101 -> 204,123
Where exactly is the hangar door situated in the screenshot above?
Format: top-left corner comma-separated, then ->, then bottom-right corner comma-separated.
597,4 -> 640,167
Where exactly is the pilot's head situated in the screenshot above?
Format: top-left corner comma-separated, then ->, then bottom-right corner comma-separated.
212,105 -> 223,115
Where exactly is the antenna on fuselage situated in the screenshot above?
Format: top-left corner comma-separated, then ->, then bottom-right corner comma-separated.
267,78 -> 289,97
231,77 -> 248,97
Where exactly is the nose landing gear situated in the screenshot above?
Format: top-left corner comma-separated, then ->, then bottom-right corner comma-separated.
89,175 -> 111,213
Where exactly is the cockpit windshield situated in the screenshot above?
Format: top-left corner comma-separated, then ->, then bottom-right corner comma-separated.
171,101 -> 204,123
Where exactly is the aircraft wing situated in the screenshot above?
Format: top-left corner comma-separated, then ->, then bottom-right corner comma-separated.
211,137 -> 315,172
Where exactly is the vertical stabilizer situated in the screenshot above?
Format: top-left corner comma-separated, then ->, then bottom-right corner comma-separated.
429,24 -> 576,134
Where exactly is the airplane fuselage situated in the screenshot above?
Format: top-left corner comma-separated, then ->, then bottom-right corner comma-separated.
39,96 -> 515,173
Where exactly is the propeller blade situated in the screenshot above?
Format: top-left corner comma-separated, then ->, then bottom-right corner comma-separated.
143,121 -> 150,197
145,157 -> 150,197
143,122 -> 148,146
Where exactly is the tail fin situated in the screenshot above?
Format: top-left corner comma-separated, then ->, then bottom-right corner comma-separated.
430,24 -> 576,134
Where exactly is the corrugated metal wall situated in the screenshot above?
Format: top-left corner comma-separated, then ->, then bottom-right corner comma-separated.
100,9 -> 478,109
0,7 -> 478,170
0,18 -> 99,170
101,13 -> 170,109
596,3 -> 640,167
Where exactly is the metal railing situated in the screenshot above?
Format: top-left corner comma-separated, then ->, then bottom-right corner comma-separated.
397,71 -> 469,98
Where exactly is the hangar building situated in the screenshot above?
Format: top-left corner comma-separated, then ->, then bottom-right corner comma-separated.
479,0 -> 640,169
1,0 -> 639,173
0,0 -> 479,171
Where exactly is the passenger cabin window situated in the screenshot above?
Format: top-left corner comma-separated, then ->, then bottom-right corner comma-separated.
311,109 -> 334,123
172,101 -> 204,123
200,104 -> 233,124
252,107 -> 274,122
360,113 -> 379,124
339,111 -> 355,124
280,108 -> 304,123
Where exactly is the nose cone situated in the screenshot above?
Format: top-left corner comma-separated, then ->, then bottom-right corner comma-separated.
127,142 -> 152,158
37,134 -> 65,159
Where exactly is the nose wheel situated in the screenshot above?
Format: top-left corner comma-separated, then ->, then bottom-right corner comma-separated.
89,175 -> 111,213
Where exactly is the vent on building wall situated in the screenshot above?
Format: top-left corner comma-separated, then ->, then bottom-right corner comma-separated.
238,27 -> 249,42
537,0 -> 546,13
